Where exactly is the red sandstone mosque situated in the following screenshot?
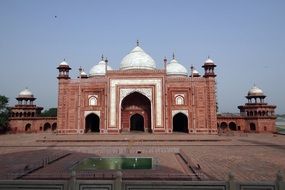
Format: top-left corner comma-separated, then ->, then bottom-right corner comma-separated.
8,42 -> 277,134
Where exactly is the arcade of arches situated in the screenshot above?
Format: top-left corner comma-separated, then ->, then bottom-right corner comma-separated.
217,120 -> 263,133
20,121 -> 57,133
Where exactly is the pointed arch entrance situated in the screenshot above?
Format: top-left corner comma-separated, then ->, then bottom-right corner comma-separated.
85,113 -> 100,133
173,113 -> 188,133
130,113 -> 144,131
121,92 -> 151,132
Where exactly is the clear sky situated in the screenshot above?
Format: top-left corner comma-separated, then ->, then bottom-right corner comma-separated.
0,0 -> 284,113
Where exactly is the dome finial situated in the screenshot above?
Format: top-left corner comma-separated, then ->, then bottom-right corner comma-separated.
207,55 -> 210,59
101,54 -> 104,61
136,40 -> 139,46
105,57 -> 108,63
172,52 -> 175,60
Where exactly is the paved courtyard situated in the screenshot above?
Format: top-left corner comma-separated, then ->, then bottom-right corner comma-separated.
0,132 -> 284,182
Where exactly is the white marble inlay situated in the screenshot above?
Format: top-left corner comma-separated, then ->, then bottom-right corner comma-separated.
84,110 -> 100,117
110,79 -> 162,127
172,110 -> 188,117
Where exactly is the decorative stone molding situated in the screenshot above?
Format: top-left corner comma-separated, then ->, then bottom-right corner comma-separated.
120,88 -> 152,103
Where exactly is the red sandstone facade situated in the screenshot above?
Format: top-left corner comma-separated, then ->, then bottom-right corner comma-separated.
56,44 -> 218,134
8,44 -> 276,134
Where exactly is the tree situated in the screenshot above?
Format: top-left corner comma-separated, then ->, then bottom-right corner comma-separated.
0,95 -> 9,133
40,108 -> 57,117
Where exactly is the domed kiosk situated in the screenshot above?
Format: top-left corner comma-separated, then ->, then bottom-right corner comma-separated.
246,85 -> 266,104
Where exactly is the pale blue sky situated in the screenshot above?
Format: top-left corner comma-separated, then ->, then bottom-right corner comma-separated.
0,0 -> 284,113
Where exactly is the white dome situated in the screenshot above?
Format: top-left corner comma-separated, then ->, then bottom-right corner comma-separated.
59,60 -> 69,66
89,60 -> 113,76
120,46 -> 156,70
80,70 -> 87,77
166,59 -> 188,76
193,69 -> 199,75
205,58 -> 214,64
248,85 -> 264,96
19,88 -> 33,96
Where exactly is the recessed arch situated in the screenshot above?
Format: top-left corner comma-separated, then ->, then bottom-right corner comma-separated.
175,95 -> 184,105
229,122 -> 237,131
52,123 -> 57,131
121,92 -> 151,132
220,122 -> 228,129
44,123 -> 51,131
89,96 -> 97,106
85,113 -> 100,133
173,112 -> 188,133
25,123 -> 31,132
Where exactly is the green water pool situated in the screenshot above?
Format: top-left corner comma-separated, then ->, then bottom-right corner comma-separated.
73,157 -> 153,170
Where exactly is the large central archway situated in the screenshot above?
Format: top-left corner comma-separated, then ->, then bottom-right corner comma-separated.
121,92 -> 151,132
173,113 -> 188,133
85,113 -> 100,133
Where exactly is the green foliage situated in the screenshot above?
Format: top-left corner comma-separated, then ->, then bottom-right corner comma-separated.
0,95 -> 9,132
40,108 -> 57,117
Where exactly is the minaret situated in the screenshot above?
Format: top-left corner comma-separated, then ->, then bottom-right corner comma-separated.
57,59 -> 71,79
163,57 -> 167,70
56,59 -> 71,134
202,57 -> 217,134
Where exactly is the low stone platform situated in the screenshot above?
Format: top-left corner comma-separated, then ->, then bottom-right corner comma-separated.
0,132 -> 284,182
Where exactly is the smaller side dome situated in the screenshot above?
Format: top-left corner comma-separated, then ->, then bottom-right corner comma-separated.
248,85 -> 264,96
190,66 -> 200,77
89,58 -> 113,77
80,70 -> 88,78
19,88 -> 34,97
166,57 -> 188,76
193,69 -> 199,75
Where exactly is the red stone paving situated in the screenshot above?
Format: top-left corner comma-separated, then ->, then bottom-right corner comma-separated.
0,132 -> 284,182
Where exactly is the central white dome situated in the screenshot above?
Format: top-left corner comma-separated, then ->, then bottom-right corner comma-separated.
120,46 -> 156,70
